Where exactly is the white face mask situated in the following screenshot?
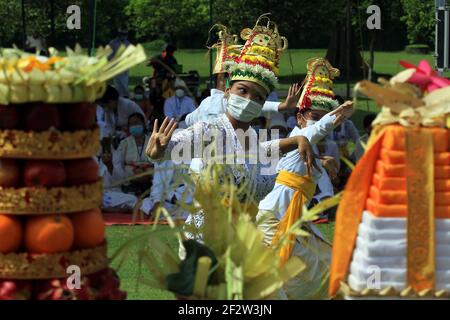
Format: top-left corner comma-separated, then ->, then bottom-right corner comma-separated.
226,93 -> 263,122
175,89 -> 185,98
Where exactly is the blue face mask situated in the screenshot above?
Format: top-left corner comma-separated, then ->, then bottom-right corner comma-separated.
129,125 -> 144,137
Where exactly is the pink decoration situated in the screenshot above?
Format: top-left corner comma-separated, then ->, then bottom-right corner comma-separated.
399,60 -> 450,93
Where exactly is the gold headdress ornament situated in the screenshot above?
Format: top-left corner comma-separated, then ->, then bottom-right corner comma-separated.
226,13 -> 288,94
298,57 -> 340,112
207,24 -> 241,74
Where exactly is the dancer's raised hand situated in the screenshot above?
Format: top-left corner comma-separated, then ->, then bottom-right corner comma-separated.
146,117 -> 178,159
278,83 -> 302,111
331,100 -> 354,126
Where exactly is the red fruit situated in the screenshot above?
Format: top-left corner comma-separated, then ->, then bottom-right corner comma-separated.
23,160 -> 66,187
24,103 -> 61,132
0,159 -> 20,187
62,103 -> 97,131
65,158 -> 99,186
0,105 -> 18,129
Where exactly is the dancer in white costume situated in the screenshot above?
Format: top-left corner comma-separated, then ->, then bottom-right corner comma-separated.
147,17 -> 321,255
257,58 -> 354,300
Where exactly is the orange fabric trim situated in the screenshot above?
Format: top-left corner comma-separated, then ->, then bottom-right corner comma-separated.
369,186 -> 450,205
373,174 -> 450,192
376,161 -> 450,179
380,149 -> 450,166
381,125 -> 448,152
366,197 -> 450,218
329,126 -> 387,296
405,129 -> 435,291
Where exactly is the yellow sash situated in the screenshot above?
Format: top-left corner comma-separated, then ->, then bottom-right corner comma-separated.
271,170 -> 316,266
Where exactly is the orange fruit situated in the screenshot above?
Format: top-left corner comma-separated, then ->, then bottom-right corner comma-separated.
71,208 -> 105,249
0,214 -> 22,253
24,215 -> 74,253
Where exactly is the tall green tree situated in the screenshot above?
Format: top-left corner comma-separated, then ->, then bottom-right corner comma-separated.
125,0 -> 209,47
400,0 -> 435,45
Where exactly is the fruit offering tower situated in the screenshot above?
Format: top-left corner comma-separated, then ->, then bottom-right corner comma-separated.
330,60 -> 450,299
0,45 -> 146,300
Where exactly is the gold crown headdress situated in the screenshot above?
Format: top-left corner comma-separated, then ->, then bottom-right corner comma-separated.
226,14 -> 288,94
207,24 -> 241,74
298,57 -> 340,112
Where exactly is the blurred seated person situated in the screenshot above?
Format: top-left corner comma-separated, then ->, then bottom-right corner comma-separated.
132,85 -> 154,127
97,151 -> 140,213
141,160 -> 192,221
267,112 -> 289,139
97,85 -> 146,141
145,77 -> 166,121
197,87 -> 211,105
267,90 -> 279,102
162,73 -> 176,99
354,113 -> 377,161
329,118 -> 360,159
286,114 -> 297,133
25,31 -> 48,55
328,95 -> 360,160
112,113 -> 153,196
149,44 -> 178,80
163,79 -> 196,129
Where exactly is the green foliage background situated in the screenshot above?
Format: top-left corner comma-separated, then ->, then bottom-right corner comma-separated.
0,0 -> 437,50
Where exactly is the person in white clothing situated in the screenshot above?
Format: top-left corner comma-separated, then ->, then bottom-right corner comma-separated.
141,160 -> 192,220
112,113 -> 153,196
164,79 -> 196,129
97,85 -> 146,140
256,58 -> 354,300
97,152 -> 139,213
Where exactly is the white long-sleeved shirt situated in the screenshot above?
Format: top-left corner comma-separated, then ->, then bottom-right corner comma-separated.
98,97 -> 145,138
112,135 -> 151,181
258,113 -> 337,217
184,89 -> 281,127
164,95 -> 196,120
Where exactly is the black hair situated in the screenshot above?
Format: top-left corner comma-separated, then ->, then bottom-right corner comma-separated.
134,85 -> 145,92
165,44 -> 176,53
127,112 -> 146,127
363,113 -> 377,129
334,95 -> 345,105
100,85 -> 119,102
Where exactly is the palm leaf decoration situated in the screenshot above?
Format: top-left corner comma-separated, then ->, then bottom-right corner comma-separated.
111,162 -> 314,300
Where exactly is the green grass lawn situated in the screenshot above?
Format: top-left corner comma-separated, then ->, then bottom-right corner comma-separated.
128,46 -> 446,90
106,222 -> 335,300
